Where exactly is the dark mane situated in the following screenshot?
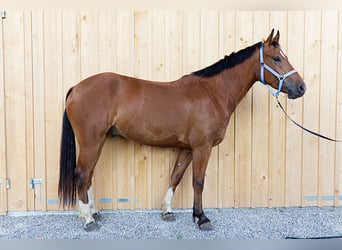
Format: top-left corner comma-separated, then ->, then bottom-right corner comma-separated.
192,42 -> 262,78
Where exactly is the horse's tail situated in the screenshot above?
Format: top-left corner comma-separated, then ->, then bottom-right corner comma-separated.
58,88 -> 77,207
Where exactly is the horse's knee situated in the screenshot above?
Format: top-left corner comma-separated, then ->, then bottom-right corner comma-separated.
193,178 -> 204,191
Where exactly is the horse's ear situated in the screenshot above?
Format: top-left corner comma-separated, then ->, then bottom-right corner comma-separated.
265,29 -> 274,45
273,30 -> 280,43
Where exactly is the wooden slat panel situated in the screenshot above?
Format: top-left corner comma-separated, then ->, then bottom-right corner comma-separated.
80,11 -> 99,78
336,12 -> 342,207
302,11 -> 321,207
285,11 -> 305,207
62,11 -> 81,95
4,11 -> 28,211
23,11 -> 34,211
319,11 -> 338,207
234,11 -> 253,208
31,11 -> 47,211
251,11 -> 270,208
0,9 -> 7,215
267,11 -> 287,207
43,11 -> 63,211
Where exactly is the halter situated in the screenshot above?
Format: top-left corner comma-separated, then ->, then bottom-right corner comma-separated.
259,44 -> 298,97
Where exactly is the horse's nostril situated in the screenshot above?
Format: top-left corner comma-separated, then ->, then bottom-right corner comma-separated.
298,83 -> 306,94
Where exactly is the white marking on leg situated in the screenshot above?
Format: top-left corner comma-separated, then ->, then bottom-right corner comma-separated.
78,199 -> 95,226
162,187 -> 174,214
87,186 -> 98,215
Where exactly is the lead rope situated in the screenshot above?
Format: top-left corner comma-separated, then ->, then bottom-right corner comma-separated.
276,96 -> 342,143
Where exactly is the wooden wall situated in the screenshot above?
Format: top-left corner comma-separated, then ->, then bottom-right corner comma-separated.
0,11 -> 341,213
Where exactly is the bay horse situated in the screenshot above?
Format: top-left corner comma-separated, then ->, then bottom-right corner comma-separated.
59,30 -> 306,231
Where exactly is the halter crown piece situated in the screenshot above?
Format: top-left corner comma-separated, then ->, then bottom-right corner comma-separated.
259,44 -> 297,97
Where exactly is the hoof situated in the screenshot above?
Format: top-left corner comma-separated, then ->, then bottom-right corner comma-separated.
199,221 -> 213,231
92,212 -> 102,221
162,212 -> 176,221
83,221 -> 99,232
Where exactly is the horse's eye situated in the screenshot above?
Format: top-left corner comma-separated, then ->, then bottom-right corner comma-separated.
273,56 -> 281,62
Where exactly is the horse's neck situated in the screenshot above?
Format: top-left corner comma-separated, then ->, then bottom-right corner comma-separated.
219,57 -> 258,113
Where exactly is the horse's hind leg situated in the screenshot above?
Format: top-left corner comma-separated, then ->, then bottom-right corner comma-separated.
162,149 -> 192,221
76,138 -> 106,231
80,186 -> 100,220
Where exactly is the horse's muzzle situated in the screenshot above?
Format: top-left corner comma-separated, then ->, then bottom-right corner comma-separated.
288,82 -> 306,99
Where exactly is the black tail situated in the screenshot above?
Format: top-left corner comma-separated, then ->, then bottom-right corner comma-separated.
58,89 -> 77,207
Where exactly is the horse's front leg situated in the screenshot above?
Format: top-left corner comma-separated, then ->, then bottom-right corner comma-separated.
192,145 -> 213,230
162,149 -> 192,221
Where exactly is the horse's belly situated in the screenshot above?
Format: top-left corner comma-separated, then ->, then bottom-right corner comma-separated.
117,123 -> 190,148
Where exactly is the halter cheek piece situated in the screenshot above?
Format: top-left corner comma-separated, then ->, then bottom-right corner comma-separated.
259,44 -> 297,97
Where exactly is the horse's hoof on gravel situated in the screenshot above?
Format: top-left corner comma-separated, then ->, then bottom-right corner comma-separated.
92,212 -> 102,221
83,221 -> 99,232
199,222 -> 213,231
162,212 -> 176,221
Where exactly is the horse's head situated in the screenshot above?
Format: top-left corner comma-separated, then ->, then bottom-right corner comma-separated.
258,29 -> 306,99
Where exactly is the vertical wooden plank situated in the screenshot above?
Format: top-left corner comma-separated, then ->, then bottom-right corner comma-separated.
319,11 -> 338,207
150,11 -> 170,209
95,11 -> 115,210
218,11 -> 236,208
268,11 -> 287,208
44,11 -> 63,211
31,11 -> 47,211
62,11 -> 81,97
0,9 -> 7,214
234,11 -> 253,208
4,11 -> 28,211
251,11 -> 270,208
336,12 -> 342,207
182,10 -> 201,208
115,11 -> 135,210
285,11 -> 305,207
23,11 -> 34,212
302,11 -> 321,207
166,11 -> 183,209
80,11 -> 99,79
200,11 -> 220,208
134,11 -> 152,209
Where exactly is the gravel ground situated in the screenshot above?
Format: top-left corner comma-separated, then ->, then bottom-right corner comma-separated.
0,207 -> 341,239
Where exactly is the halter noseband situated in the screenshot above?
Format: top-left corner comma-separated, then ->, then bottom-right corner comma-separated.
259,44 -> 297,97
